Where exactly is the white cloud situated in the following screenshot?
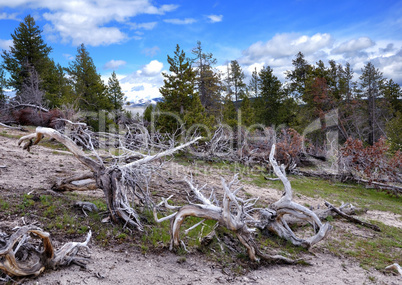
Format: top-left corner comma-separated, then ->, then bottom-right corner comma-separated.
142,46 -> 160,57
332,37 -> 375,55
142,60 -> 163,76
0,12 -> 19,20
243,33 -> 334,61
0,0 -> 178,46
0,39 -> 13,50
207,14 -> 223,23
163,18 -> 197,25
103,59 -> 127,70
238,33 -> 402,85
119,60 -> 164,101
62,53 -> 74,60
128,21 -> 157,30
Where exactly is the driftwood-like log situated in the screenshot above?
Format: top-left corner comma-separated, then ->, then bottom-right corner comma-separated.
324,201 -> 381,232
0,122 -> 28,132
257,145 -> 332,248
155,144 -> 331,262
18,126 -> 202,231
52,172 -> 97,192
385,263 -> 402,276
0,225 -> 91,277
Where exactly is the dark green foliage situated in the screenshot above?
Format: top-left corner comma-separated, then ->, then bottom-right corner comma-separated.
285,51 -> 312,100
383,79 -> 402,116
184,94 -> 215,135
43,62 -> 72,108
1,15 -> 52,99
158,44 -> 203,133
65,44 -> 111,112
359,62 -> 384,145
239,95 -> 254,126
228,60 -> 246,102
386,111 -> 402,151
248,67 -> 259,98
222,94 -> 237,128
253,66 -> 296,127
107,71 -> 126,111
190,41 -> 222,116
0,68 -> 8,106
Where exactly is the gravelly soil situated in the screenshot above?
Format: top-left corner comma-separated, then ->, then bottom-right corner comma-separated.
0,128 -> 401,285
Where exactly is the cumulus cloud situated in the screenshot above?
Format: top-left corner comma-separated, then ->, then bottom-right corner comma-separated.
207,14 -> 223,23
119,60 -> 165,101
238,33 -> 402,85
370,47 -> 402,84
164,18 -> 197,25
103,59 -> 127,70
142,60 -> 163,76
331,37 -> 375,55
243,33 -> 333,61
0,39 -> 13,50
0,0 -> 178,46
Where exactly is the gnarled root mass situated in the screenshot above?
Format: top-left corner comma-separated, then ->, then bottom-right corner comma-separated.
154,144 -> 331,263
0,225 -> 91,278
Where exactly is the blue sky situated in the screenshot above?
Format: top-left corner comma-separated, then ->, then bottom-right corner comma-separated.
0,0 -> 401,102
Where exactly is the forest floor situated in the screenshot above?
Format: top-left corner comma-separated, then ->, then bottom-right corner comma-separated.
0,126 -> 401,285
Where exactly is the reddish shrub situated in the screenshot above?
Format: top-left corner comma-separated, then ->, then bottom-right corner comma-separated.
340,137 -> 401,182
12,108 -> 64,128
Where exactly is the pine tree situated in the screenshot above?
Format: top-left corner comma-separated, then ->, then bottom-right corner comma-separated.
184,94 -> 214,133
285,52 -> 312,100
0,68 -> 7,106
158,44 -> 198,132
65,44 -> 110,112
222,94 -> 237,129
256,66 -> 283,126
248,67 -> 259,98
228,60 -> 246,102
43,61 -> 72,108
107,71 -> 125,111
239,95 -> 254,126
190,41 -> 221,116
383,79 -> 401,117
1,15 -> 52,99
360,62 -> 384,145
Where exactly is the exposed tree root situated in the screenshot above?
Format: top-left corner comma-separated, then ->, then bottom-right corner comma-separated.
155,144 -> 331,263
0,225 -> 91,278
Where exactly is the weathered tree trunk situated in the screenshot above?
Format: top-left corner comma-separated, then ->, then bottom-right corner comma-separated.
18,126 -> 201,231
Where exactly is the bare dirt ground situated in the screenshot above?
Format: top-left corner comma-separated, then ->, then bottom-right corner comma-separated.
0,128 -> 401,285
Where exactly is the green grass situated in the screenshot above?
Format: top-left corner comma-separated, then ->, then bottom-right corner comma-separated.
0,130 -> 22,139
1,141 -> 401,273
325,221 -> 402,270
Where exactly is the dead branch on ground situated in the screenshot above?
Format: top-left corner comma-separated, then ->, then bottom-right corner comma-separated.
154,144 -> 331,263
18,126 -> 201,231
0,225 -> 91,278
324,201 -> 381,231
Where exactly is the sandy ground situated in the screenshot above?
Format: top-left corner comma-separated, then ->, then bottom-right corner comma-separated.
0,128 -> 401,285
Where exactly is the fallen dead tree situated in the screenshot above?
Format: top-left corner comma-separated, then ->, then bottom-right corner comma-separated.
18,126 -> 201,230
154,144 -> 331,262
324,201 -> 381,232
0,225 -> 91,278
